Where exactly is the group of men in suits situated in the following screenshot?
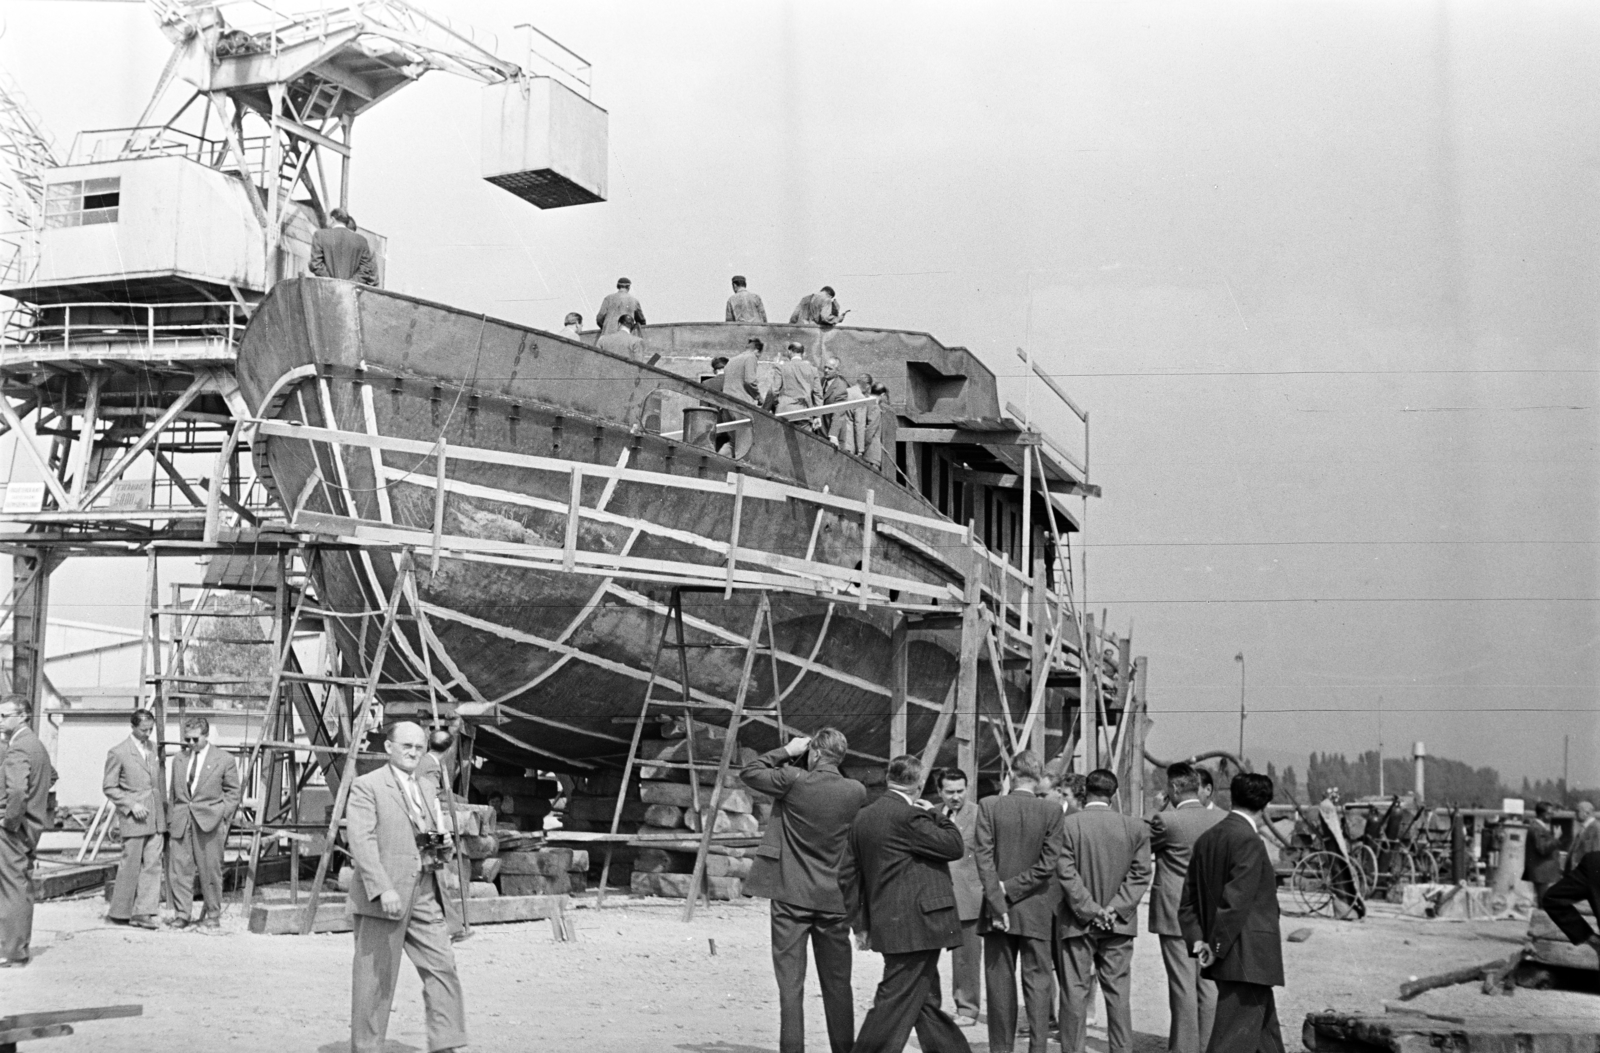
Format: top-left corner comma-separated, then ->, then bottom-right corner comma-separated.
743,726 -> 1288,1053
100,710 -> 241,931
0,696 -> 56,967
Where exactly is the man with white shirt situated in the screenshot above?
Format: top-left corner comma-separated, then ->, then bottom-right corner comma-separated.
347,721 -> 467,1053
167,716 -> 240,929
1569,800 -> 1599,872
1148,763 -> 1225,1053
1179,772 -> 1285,1053
103,709 -> 166,929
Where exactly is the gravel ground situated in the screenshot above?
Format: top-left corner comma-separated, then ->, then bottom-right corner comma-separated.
1,892 -> 1594,1051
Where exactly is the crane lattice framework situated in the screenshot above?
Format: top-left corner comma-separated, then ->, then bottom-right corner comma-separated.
0,0 -> 601,716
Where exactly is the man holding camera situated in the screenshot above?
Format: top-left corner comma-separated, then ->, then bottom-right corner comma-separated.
347,721 -> 466,1053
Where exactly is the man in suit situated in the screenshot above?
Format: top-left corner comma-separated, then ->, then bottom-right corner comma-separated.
308,208 -> 377,285
975,753 -> 1063,1053
103,708 -> 165,929
1180,772 -> 1285,1053
1541,848 -> 1600,958
743,728 -> 867,1053
774,342 -> 824,422
841,754 -> 972,1053
936,768 -> 984,1027
1525,802 -> 1561,901
726,275 -> 768,323
167,716 -> 241,929
1057,768 -> 1151,1053
597,312 -> 647,360
1568,801 -> 1599,873
348,721 -> 467,1053
0,696 -> 55,966
1149,763 -> 1226,1053
596,277 -> 646,335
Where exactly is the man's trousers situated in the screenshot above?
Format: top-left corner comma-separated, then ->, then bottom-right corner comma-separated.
351,876 -> 466,1053
1060,933 -> 1134,1053
0,830 -> 33,961
1207,980 -> 1284,1053
1159,934 -> 1217,1053
949,917 -> 981,1019
850,949 -> 972,1053
983,932 -> 1054,1053
168,823 -> 225,920
109,833 -> 163,920
769,899 -> 855,1053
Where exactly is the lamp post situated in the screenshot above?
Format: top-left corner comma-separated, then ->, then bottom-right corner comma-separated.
1234,652 -> 1246,766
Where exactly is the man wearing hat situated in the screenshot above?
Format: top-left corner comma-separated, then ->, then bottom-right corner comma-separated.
726,275 -> 767,323
597,277 -> 646,335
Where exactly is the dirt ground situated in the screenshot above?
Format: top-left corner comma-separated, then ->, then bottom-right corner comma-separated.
2,891 -> 1595,1052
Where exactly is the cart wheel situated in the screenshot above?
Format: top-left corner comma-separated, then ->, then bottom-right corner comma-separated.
1291,851 -> 1340,916
1350,843 -> 1379,898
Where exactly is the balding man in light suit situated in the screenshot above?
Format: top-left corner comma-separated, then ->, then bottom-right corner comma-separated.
1149,763 -> 1225,1053
103,709 -> 166,929
348,721 -> 467,1053
167,716 -> 241,929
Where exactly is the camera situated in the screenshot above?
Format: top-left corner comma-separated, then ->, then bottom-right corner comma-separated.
416,830 -> 450,870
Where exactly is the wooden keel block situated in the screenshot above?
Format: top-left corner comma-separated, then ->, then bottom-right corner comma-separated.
458,834 -> 499,859
629,872 -> 745,900
500,872 -> 571,896
643,804 -> 684,828
499,848 -> 574,877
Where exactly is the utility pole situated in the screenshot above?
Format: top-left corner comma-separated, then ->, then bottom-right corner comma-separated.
1377,700 -> 1384,797
1564,734 -> 1569,801
1234,652 -> 1245,766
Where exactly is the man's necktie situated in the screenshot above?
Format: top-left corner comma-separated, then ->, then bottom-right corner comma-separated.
187,752 -> 200,797
403,776 -> 430,830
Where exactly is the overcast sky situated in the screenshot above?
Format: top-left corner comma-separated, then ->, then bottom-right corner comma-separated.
2,0 -> 1595,786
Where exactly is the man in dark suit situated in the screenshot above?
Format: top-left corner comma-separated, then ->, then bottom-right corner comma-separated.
1541,849 -> 1600,958
1525,802 -> 1561,901
102,708 -> 166,929
1057,768 -> 1151,1053
0,697 -> 55,966
308,208 -> 377,285
167,716 -> 241,928
975,753 -> 1063,1053
936,767 -> 984,1027
743,728 -> 867,1053
1149,763 -> 1226,1053
349,721 -> 466,1053
1180,772 -> 1285,1053
841,754 -> 972,1053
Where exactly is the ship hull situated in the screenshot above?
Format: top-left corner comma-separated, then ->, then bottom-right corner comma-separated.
236,279 -> 1022,770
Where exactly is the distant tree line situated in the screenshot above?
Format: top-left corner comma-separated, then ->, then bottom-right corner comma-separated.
1251,751 -> 1594,809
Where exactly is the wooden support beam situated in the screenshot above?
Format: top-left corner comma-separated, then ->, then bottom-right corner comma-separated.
1029,557 -> 1048,762
896,427 -> 1041,446
917,678 -> 959,777
955,544 -> 983,787
890,615 -> 908,758
1129,656 -> 1149,818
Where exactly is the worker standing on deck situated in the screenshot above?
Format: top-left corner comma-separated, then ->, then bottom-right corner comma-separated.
598,313 -> 646,360
722,338 -> 767,459
308,208 -> 378,286
597,277 -> 645,335
821,358 -> 851,448
102,709 -> 166,931
726,275 -> 768,323
792,285 -> 843,327
562,312 -> 585,339
0,696 -> 55,967
774,343 -> 823,422
869,383 -> 896,473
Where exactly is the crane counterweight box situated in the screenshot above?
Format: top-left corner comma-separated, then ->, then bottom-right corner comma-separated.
481,77 -> 608,209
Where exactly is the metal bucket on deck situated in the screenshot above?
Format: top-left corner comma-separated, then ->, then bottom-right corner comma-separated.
681,406 -> 719,449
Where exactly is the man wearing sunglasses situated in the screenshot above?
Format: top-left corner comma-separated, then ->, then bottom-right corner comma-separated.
167,716 -> 241,929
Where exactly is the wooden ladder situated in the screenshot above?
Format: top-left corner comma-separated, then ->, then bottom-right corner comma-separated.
594,587 -> 784,916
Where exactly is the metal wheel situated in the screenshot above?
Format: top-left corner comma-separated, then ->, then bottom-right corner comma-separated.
1386,849 -> 1418,894
1409,845 -> 1440,885
1290,851 -> 1341,916
1350,843 -> 1380,898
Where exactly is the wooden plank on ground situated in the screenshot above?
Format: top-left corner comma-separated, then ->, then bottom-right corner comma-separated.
249,895 -> 570,934
1303,1012 -> 1600,1053
0,1005 -> 141,1030
36,862 -> 118,900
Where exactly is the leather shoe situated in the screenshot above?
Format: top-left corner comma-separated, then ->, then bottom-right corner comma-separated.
107,916 -> 130,926
0,957 -> 28,967
953,1015 -> 978,1028
129,916 -> 159,930
166,917 -> 191,930
197,918 -> 220,930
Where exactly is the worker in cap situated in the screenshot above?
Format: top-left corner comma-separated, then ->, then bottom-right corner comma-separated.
597,277 -> 645,335
726,275 -> 768,324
